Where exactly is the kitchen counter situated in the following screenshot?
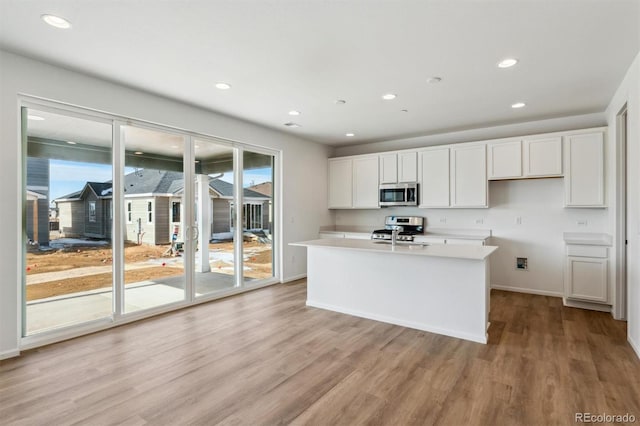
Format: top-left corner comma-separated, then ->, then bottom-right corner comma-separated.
291,238 -> 497,260
291,238 -> 498,344
563,232 -> 613,246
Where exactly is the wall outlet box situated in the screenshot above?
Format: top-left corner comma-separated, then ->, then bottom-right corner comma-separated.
516,257 -> 528,270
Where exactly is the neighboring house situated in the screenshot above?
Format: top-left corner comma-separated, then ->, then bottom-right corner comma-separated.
54,170 -> 270,245
25,157 -> 50,246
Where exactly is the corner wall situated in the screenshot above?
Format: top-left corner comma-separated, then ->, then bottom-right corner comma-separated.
606,50 -> 640,358
0,50 -> 334,358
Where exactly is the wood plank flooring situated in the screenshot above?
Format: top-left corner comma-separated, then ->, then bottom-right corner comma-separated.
1,281 -> 639,425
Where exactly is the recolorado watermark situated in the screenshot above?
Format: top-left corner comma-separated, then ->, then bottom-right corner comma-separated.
575,412 -> 636,423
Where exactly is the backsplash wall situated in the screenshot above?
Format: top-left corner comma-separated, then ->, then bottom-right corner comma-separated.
334,178 -> 610,296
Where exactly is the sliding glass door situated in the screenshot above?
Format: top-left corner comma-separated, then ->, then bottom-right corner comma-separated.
23,107 -> 113,335
22,102 -> 279,340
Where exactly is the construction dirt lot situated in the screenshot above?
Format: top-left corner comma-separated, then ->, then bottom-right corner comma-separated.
26,241 -> 273,301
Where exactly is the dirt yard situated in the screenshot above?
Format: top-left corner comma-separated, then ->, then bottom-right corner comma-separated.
26,241 -> 273,301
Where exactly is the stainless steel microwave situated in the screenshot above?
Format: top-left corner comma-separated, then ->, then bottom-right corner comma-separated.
379,183 -> 418,207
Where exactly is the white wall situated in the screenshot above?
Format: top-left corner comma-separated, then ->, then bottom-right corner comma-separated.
335,178 -> 609,297
0,50 -> 334,358
334,113 -> 606,157
606,51 -> 640,357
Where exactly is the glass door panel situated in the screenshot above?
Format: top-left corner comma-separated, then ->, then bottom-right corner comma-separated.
23,108 -> 113,335
242,151 -> 275,283
193,138 -> 237,296
122,125 -> 186,313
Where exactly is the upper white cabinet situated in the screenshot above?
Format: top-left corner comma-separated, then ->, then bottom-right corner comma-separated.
564,132 -> 605,208
450,145 -> 488,208
379,151 -> 418,184
488,136 -> 562,180
419,148 -> 450,207
353,156 -> 380,208
523,136 -> 562,177
328,156 -> 379,209
328,158 -> 353,209
487,140 -> 522,179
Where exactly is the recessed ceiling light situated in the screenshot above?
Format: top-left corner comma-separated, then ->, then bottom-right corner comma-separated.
498,58 -> 519,68
215,82 -> 231,90
27,114 -> 44,121
134,151 -> 144,155
66,141 -> 77,145
284,122 -> 301,128
335,100 -> 346,105
288,110 -> 301,116
41,14 -> 72,29
511,102 -> 526,109
426,77 -> 442,83
401,109 -> 409,113
345,133 -> 355,137
382,93 -> 397,100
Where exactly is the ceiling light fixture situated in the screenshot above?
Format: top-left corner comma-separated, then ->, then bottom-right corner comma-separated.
284,122 -> 301,128
426,77 -> 442,83
345,133 -> 355,137
382,93 -> 397,100
215,82 -> 232,90
511,102 -> 526,109
134,151 -> 144,155
335,100 -> 346,105
498,58 -> 519,68
288,110 -> 301,116
401,109 -> 409,113
41,14 -> 72,29
66,141 -> 77,145
27,114 -> 45,121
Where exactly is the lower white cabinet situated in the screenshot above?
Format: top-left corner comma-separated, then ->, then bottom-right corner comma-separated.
564,245 -> 608,304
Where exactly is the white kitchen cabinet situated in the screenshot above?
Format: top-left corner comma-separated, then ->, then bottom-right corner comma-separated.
379,151 -> 417,184
487,140 -> 522,179
398,152 -> 418,182
379,153 -> 397,184
565,244 -> 608,303
328,158 -> 353,209
564,132 -> 605,207
523,136 -> 562,177
450,145 -> 487,208
419,148 -> 450,207
352,156 -> 379,208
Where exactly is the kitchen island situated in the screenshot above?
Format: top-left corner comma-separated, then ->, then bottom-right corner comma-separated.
290,238 -> 498,344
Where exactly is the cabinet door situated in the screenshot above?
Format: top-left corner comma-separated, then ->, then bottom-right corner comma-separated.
565,256 -> 608,303
379,153 -> 397,184
488,140 -> 522,179
419,148 -> 450,207
328,158 -> 353,209
450,145 -> 487,208
353,156 -> 379,208
523,136 -> 562,177
398,151 -> 418,182
564,132 -> 605,207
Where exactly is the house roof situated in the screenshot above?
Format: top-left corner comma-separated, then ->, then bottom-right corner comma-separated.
55,170 -> 269,201
247,182 -> 272,197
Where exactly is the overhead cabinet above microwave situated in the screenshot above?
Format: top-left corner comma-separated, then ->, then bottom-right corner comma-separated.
379,151 -> 418,184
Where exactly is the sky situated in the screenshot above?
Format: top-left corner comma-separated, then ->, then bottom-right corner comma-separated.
47,159 -> 272,204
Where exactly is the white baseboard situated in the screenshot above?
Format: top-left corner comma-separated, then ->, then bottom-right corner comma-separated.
562,298 -> 611,312
281,273 -> 307,283
306,300 -> 487,344
0,348 -> 20,360
628,336 -> 640,361
491,284 -> 563,298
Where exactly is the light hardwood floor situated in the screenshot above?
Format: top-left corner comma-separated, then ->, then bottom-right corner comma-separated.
1,281 -> 639,425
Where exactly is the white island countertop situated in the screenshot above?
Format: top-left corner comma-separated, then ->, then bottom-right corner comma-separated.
291,238 -> 497,260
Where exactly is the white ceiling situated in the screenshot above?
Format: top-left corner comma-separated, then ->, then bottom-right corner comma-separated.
2,0 -> 639,146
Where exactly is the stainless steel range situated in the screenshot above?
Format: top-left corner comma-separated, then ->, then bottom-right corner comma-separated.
371,216 -> 425,243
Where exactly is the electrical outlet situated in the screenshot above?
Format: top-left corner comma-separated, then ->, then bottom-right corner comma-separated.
577,220 -> 588,226
291,255 -> 295,263
440,217 -> 447,224
516,216 -> 522,225
475,218 -> 483,225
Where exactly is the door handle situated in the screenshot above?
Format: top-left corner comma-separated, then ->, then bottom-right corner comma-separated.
191,226 -> 199,241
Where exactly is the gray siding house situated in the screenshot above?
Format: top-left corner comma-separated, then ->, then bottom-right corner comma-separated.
54,170 -> 270,245
25,157 -> 50,245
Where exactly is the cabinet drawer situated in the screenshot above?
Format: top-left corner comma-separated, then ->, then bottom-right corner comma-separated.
566,245 -> 608,258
